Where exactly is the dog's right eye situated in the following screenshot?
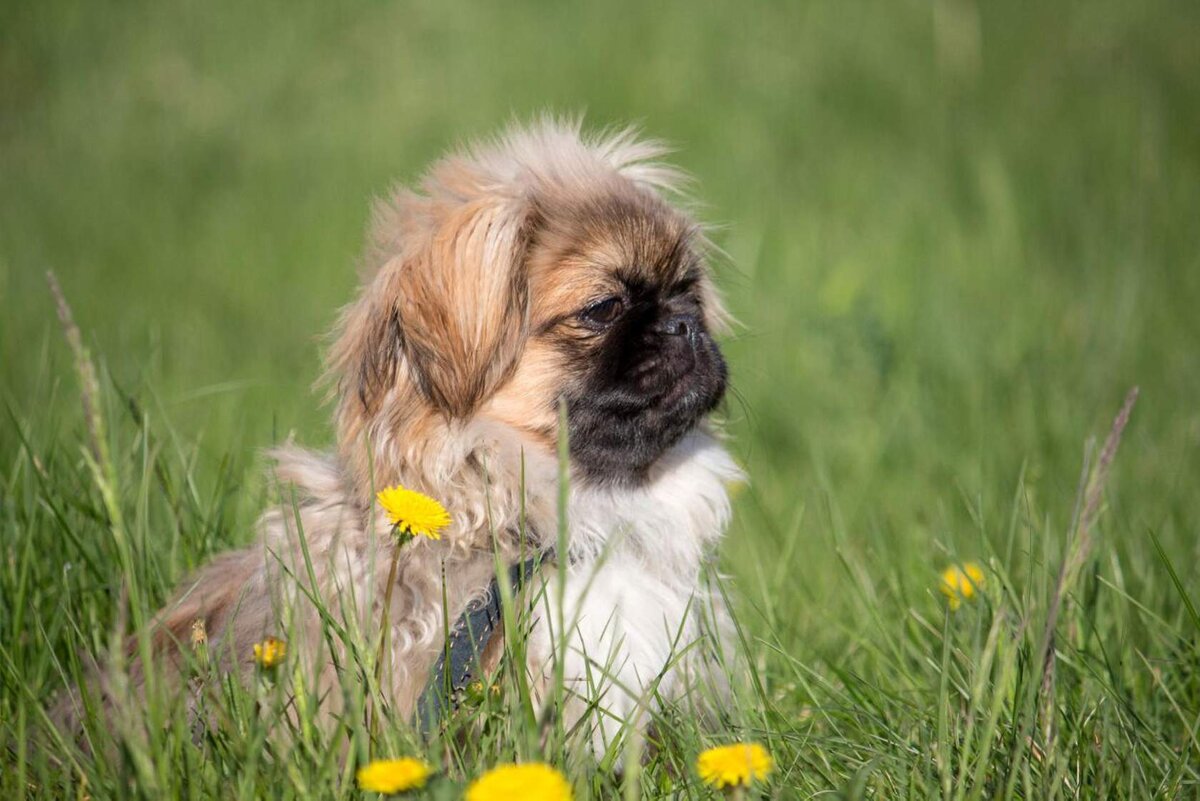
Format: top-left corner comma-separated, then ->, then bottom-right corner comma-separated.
579,296 -> 626,327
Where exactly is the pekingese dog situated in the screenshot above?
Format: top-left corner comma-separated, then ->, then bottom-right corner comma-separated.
59,118 -> 742,754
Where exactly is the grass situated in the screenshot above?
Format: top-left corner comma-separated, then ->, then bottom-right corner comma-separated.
2,0 -> 1199,797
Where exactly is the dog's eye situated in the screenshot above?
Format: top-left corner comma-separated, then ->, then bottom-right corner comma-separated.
579,296 -> 626,326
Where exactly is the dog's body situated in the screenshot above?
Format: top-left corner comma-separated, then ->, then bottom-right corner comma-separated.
59,119 -> 740,753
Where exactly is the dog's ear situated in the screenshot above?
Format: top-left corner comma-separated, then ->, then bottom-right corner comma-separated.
395,187 -> 534,417
331,165 -> 534,421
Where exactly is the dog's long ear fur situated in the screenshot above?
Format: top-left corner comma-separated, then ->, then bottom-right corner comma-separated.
329,156 -> 535,425
394,184 -> 533,418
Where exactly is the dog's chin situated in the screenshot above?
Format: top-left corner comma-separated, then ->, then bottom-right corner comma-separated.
566,355 -> 727,486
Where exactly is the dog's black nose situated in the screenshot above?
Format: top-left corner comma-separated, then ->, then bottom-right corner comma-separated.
655,313 -> 697,338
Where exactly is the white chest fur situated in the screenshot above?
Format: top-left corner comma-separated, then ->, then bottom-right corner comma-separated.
529,432 -> 742,753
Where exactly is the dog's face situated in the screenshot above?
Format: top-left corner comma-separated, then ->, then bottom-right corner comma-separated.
488,187 -> 727,484
332,123 -> 728,489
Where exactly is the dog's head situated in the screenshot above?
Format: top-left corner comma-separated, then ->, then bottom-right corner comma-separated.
330,120 -> 728,490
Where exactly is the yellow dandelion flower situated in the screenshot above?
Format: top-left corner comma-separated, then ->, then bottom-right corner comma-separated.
465,763 -> 572,801
464,679 -> 487,706
376,485 -> 451,540
356,757 -> 432,794
191,619 -> 210,669
696,742 -> 773,789
252,636 -> 287,669
190,618 -> 207,647
940,562 -> 986,610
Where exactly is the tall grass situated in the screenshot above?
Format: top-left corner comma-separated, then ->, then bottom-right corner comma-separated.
4,317 -> 1193,798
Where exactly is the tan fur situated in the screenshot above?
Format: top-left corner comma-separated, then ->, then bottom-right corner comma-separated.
55,117 -> 734,747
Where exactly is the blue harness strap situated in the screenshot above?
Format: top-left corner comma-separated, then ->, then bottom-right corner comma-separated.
417,550 -> 551,732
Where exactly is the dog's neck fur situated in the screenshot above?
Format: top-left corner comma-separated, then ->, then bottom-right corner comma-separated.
350,400 -> 740,569
565,430 -> 741,574
335,372 -> 740,567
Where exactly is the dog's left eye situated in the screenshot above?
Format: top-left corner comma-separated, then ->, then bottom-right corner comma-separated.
579,296 -> 626,326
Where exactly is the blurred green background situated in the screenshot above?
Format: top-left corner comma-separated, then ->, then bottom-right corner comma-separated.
3,0 -> 1199,675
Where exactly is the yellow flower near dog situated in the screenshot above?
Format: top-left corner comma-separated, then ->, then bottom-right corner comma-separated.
940,561 -> 985,610
252,636 -> 286,669
356,757 -> 432,794
376,485 -> 451,540
466,763 -> 572,801
697,742 -> 773,789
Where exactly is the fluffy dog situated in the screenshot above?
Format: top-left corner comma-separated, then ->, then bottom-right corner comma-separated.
61,118 -> 742,753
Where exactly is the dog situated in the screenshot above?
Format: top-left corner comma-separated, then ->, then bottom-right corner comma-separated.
58,118 -> 742,755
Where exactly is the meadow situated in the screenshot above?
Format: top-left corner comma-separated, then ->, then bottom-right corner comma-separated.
2,0 -> 1199,797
